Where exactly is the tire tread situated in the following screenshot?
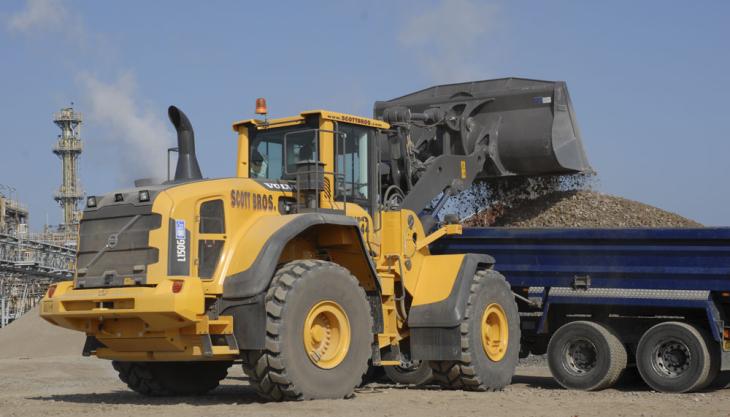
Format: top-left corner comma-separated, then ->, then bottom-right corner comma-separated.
241,259 -> 372,401
429,269 -> 520,391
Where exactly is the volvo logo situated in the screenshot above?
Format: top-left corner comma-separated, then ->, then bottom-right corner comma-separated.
106,234 -> 119,249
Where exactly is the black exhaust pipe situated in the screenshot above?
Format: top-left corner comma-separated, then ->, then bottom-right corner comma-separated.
168,105 -> 203,181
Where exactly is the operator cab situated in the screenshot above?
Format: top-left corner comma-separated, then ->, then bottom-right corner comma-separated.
232,110 -> 388,214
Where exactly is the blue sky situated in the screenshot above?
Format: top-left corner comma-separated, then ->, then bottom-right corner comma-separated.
1,0 -> 728,228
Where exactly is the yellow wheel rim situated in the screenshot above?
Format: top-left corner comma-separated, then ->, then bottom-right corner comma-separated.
302,300 -> 351,369
481,303 -> 509,362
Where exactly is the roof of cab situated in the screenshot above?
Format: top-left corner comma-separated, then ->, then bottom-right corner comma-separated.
232,109 -> 389,132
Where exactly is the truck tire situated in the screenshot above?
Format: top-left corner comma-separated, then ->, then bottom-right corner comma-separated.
429,269 -> 520,391
383,354 -> 433,386
112,360 -> 232,396
241,260 -> 373,400
547,321 -> 627,391
636,321 -> 719,393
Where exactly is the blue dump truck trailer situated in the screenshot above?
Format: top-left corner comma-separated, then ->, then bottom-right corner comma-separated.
431,227 -> 730,393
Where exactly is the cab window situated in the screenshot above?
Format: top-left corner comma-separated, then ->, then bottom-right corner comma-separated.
336,123 -> 370,202
199,199 -> 225,233
249,126 -> 317,180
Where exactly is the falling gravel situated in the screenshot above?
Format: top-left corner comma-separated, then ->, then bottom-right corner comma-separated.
451,172 -> 702,228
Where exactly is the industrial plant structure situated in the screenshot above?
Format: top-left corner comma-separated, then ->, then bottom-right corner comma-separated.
0,106 -> 82,326
53,107 -> 84,235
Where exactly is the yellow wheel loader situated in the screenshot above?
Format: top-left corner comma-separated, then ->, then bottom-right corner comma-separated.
40,78 -> 589,400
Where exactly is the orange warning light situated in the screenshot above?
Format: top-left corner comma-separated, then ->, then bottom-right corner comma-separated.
255,97 -> 267,115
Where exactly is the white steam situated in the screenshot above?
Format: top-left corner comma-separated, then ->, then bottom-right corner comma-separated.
398,0 -> 497,82
7,0 -> 67,32
7,0 -> 170,183
79,72 -> 171,181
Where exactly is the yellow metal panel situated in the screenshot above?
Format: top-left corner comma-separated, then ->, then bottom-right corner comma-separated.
232,115 -> 305,131
319,118 -> 335,209
306,110 -> 390,129
236,127 -> 250,178
233,110 -> 389,131
380,211 -> 403,256
40,278 -> 206,332
410,254 -> 466,306
96,345 -> 238,361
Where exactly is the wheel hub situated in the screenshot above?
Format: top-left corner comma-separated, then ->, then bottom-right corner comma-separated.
481,303 -> 509,361
303,300 -> 351,369
563,339 -> 597,375
397,353 -> 422,371
653,339 -> 691,377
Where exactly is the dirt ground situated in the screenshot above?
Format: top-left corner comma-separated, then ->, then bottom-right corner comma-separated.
1,356 -> 729,417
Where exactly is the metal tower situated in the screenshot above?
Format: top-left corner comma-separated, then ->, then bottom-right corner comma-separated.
53,107 -> 84,232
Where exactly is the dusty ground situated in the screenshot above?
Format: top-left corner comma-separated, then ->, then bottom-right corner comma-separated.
1,356 -> 729,417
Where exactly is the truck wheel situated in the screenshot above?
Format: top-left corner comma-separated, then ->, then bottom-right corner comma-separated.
547,321 -> 626,391
429,269 -> 520,391
636,321 -> 719,393
112,360 -> 232,396
383,354 -> 433,386
241,260 -> 373,400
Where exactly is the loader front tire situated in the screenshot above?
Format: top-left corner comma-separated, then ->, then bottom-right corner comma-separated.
430,269 -> 520,391
112,360 -> 232,396
242,260 -> 373,401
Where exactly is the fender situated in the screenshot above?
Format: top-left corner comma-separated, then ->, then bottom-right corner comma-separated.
222,212 -> 379,299
221,212 -> 381,350
407,253 -> 494,360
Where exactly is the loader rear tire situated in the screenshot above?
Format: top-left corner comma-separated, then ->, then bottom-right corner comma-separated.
429,269 -> 520,391
112,360 -> 232,396
383,354 -> 433,386
241,260 -> 373,401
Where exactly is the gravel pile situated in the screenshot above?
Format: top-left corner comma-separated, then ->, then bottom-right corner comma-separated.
464,190 -> 702,228
0,306 -> 85,359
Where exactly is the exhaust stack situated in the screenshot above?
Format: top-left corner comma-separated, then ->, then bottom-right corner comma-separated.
168,106 -> 203,181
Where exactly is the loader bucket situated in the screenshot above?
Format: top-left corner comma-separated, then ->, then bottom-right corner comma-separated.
374,78 -> 591,178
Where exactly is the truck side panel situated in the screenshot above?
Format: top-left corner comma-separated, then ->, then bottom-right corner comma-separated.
431,227 -> 730,368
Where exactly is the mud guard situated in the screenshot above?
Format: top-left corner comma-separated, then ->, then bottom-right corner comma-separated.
408,253 -> 495,360
221,212 -> 381,350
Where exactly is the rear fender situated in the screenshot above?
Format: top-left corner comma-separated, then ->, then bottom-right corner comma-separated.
221,212 -> 381,349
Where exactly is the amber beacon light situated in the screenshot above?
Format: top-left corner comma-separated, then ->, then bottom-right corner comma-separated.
255,97 -> 268,115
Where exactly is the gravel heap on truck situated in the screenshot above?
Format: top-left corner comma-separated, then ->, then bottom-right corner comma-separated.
459,175 -> 702,228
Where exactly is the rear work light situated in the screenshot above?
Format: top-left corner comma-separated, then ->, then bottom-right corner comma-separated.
138,190 -> 150,202
47,284 -> 57,298
171,281 -> 184,294
86,196 -> 97,208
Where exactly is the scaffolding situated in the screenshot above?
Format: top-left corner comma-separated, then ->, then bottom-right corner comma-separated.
0,225 -> 74,327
